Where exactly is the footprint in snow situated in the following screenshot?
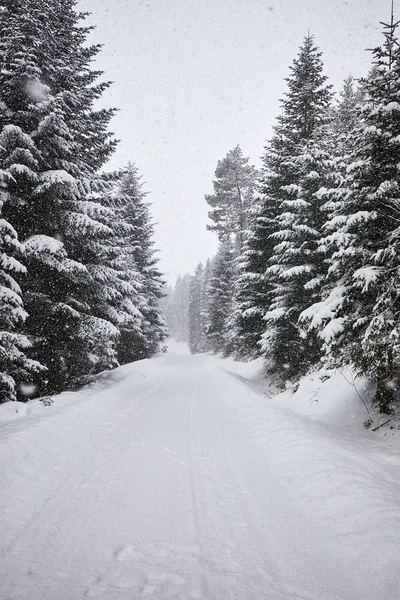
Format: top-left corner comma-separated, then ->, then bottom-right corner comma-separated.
84,576 -> 108,598
140,571 -> 187,599
114,544 -> 145,562
140,583 -> 158,597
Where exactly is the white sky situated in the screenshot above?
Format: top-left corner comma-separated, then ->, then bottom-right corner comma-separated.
78,0 -> 387,284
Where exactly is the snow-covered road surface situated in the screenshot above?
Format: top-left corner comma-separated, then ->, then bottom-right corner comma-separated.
1,347 -> 400,600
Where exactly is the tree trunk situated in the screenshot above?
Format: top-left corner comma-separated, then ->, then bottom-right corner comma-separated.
236,183 -> 244,254
375,346 -> 394,414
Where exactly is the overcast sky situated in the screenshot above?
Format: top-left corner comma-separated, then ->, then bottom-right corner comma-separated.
78,0 -> 387,284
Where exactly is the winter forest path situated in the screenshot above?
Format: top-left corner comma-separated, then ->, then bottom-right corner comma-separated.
1,345 -> 399,600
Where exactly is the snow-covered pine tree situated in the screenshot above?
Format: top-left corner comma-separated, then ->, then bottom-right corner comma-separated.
309,76 -> 361,228
298,76 -> 361,344
114,164 -> 166,363
263,138 -> 333,379
189,263 -> 204,354
0,0 -> 119,392
206,145 -> 257,254
188,261 -> 213,354
234,36 -> 332,368
333,76 -> 362,142
258,35 -> 332,379
302,16 -> 400,413
206,239 -> 236,355
204,146 -> 257,357
0,184 -> 43,402
72,176 -> 137,374
199,258 -> 212,353
231,187 -> 273,358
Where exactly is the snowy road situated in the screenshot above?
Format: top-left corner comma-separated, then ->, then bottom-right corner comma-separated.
1,347 -> 400,599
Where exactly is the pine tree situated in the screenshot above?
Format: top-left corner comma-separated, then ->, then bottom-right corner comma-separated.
262,137 -> 333,378
114,164 -> 166,363
236,35 -> 332,377
0,184 -> 43,402
333,76 -> 361,141
232,187 -> 274,358
206,145 -> 257,253
302,16 -> 400,413
75,177 -> 138,374
188,263 -> 204,354
199,259 -> 213,353
206,240 -> 236,355
299,76 -> 361,345
0,0 -> 119,392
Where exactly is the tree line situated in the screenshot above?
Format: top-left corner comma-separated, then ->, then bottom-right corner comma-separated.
188,16 -> 400,415
0,0 -> 166,403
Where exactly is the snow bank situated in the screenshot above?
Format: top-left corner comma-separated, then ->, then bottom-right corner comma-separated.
276,369 -> 371,428
219,355 -> 400,444
0,400 -> 32,421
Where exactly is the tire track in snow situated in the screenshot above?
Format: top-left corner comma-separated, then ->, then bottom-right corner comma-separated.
186,367 -> 212,599
0,384 -> 163,599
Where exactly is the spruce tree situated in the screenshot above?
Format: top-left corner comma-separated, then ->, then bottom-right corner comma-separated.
189,263 -> 204,354
0,184 -> 43,402
206,145 -> 257,253
302,17 -> 400,413
206,239 -> 236,355
232,187 -> 274,358
114,164 -> 166,362
199,258 -> 213,353
236,35 -> 332,376
0,0 -> 118,392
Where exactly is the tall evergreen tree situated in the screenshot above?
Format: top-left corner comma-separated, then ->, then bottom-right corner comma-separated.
235,35 -> 332,375
232,187 -> 274,358
188,263 -> 204,354
0,184 -> 43,402
299,76 -> 361,341
0,0 -> 118,392
302,17 -> 400,413
114,164 -> 167,363
199,258 -> 213,353
206,145 -> 257,253
262,35 -> 333,380
206,239 -> 236,355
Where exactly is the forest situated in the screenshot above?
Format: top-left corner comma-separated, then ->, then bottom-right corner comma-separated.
2,0 -> 400,418
0,0 -> 167,403
164,14 -> 400,416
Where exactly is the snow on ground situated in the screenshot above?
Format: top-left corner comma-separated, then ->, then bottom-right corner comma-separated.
167,338 -> 191,355
1,343 -> 400,599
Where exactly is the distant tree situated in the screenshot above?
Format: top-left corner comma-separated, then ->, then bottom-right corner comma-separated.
188,263 -> 204,354
160,283 -> 174,335
206,145 -> 257,253
231,189 -> 273,358
206,239 -> 236,355
114,164 -> 167,363
163,274 -> 191,342
199,258 -> 213,353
